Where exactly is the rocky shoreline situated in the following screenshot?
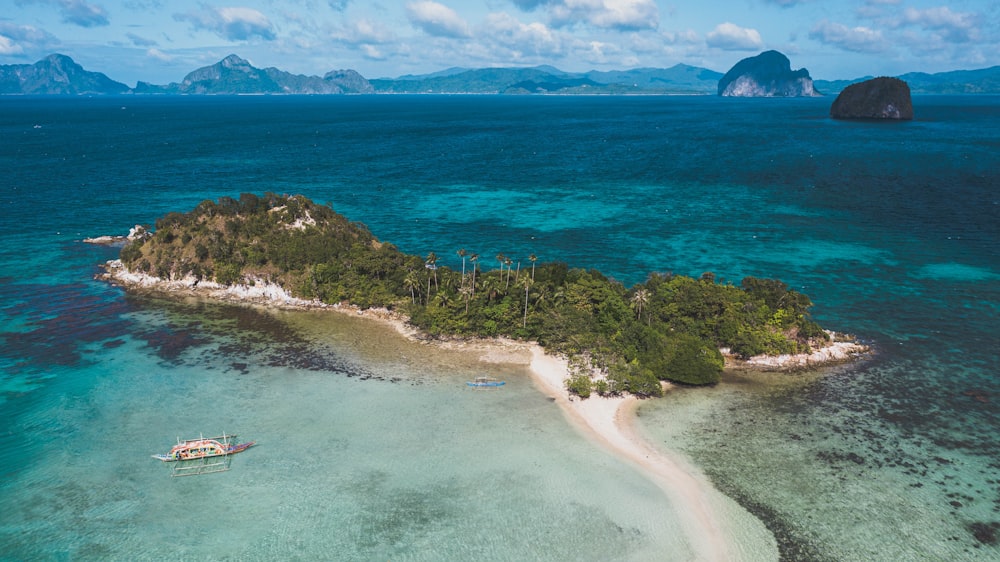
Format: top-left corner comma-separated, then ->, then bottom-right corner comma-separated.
99,259 -> 871,375
83,225 -> 149,246
725,334 -> 870,371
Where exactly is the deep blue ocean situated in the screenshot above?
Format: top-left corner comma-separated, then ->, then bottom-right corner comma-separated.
1,94 -> 997,561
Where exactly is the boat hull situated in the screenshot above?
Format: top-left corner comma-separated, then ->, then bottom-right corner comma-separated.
152,441 -> 255,462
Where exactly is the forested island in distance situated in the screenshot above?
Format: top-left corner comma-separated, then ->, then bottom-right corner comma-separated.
3,52 -> 999,95
104,193 -> 854,394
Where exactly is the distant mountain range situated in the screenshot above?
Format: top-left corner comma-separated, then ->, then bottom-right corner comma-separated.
1,53 -> 998,95
370,64 -> 723,94
815,67 -> 1000,95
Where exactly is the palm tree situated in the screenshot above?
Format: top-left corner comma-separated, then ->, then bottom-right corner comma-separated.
439,270 -> 458,293
470,253 -> 479,297
433,291 -> 453,309
495,253 -> 506,279
482,275 -> 502,304
425,251 -> 439,293
457,248 -> 467,284
459,285 -> 473,314
504,257 -> 514,290
403,270 -> 420,304
521,275 -> 534,328
631,288 -> 649,323
529,253 -> 537,280
551,288 -> 566,307
532,284 -> 548,311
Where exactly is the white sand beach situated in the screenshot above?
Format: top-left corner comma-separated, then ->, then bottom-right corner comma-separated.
527,346 -> 754,561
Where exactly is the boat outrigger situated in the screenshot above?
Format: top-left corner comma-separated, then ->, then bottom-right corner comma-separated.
152,433 -> 255,476
466,376 -> 505,388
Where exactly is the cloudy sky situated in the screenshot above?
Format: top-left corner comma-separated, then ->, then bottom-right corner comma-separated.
2,0 -> 997,85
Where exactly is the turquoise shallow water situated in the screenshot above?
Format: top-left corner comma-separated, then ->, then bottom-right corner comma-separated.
1,94 -> 998,560
2,302 -> 705,560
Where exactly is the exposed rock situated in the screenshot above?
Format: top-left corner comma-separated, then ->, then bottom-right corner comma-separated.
100,259 -> 329,308
83,225 -> 150,245
724,332 -> 870,371
830,77 -> 913,120
83,236 -> 122,245
718,50 -> 819,97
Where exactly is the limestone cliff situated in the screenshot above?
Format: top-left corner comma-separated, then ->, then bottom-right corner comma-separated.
718,50 -> 819,97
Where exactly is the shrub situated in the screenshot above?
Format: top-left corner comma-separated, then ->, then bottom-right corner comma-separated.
215,262 -> 242,286
120,241 -> 144,265
566,373 -> 592,399
663,334 -> 723,385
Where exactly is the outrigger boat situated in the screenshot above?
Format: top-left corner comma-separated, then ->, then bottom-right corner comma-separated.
466,376 -> 505,388
152,433 -> 255,476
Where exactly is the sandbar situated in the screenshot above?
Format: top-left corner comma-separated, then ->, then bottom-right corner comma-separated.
527,346 -> 762,561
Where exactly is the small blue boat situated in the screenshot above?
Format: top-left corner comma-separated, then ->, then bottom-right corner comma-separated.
467,376 -> 505,388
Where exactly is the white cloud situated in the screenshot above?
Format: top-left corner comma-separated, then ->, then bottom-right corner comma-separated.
406,1 -> 472,38
662,29 -> 699,45
809,19 -> 888,53
174,6 -> 277,42
146,47 -> 173,61
0,22 -> 59,55
217,7 -> 276,40
484,12 -> 562,58
706,22 -> 763,50
897,6 -> 978,43
361,44 -> 385,60
14,0 -> 110,28
0,35 -> 24,55
582,39 -> 620,63
330,18 -> 396,61
333,19 -> 394,45
58,0 -> 110,28
549,0 -> 659,31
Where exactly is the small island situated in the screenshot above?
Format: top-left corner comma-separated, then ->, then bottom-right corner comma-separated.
99,192 -> 867,559
102,193 -> 865,395
717,50 -> 820,97
830,77 -> 914,120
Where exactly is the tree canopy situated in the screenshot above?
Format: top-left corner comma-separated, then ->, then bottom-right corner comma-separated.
120,193 -> 830,391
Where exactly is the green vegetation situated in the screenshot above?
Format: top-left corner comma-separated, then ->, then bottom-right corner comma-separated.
120,193 -> 830,392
